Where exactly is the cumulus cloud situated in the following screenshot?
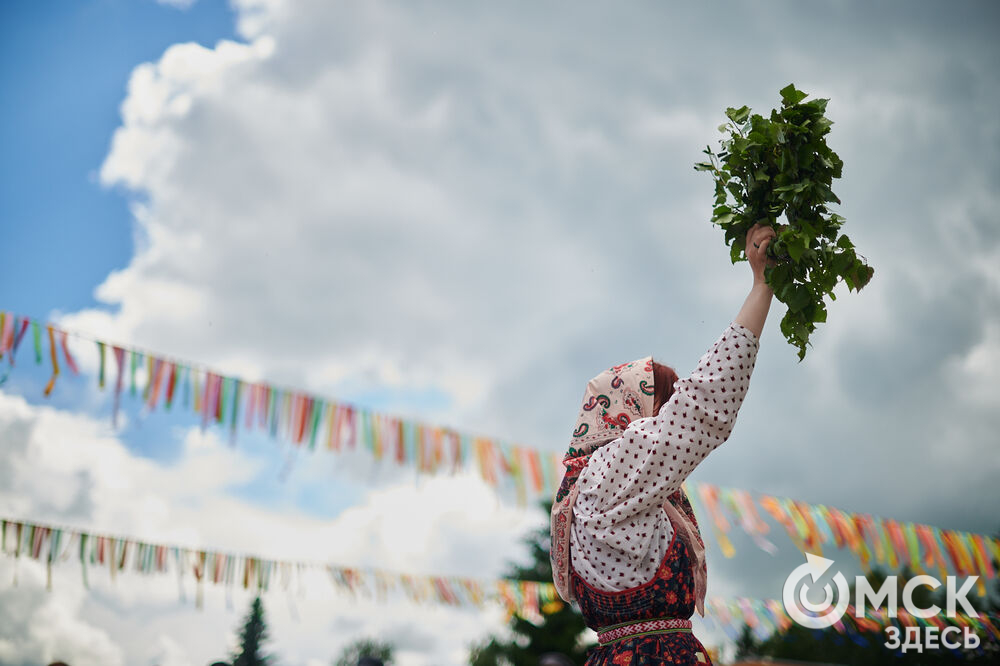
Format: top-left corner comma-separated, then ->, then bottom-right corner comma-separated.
0,559 -> 123,666
148,636 -> 195,666
0,390 -> 540,664
0,391 -> 260,536
75,0 -> 1000,461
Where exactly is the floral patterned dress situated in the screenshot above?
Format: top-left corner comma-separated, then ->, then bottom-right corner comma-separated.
571,490 -> 713,666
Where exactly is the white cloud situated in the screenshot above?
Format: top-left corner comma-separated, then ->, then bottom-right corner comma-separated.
147,635 -> 195,666
946,319 -> 1000,409
0,559 -> 123,666
0,391 -> 259,534
0,391 -> 538,664
157,0 -> 199,10
73,0 -> 999,459
627,104 -> 716,144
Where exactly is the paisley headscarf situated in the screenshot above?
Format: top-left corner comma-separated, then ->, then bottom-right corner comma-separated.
549,356 -> 707,615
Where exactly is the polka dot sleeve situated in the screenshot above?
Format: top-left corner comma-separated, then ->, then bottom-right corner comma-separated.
570,323 -> 759,591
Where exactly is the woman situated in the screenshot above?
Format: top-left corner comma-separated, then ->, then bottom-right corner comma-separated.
550,224 -> 777,665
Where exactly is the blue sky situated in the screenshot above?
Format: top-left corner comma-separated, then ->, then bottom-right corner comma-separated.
1,1 -> 999,665
1,0 -> 235,317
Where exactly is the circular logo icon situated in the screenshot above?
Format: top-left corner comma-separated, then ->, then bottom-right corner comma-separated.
782,553 -> 850,629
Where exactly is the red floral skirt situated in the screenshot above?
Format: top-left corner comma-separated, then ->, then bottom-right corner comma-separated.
570,501 -> 713,665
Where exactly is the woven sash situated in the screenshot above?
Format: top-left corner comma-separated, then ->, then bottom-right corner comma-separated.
596,617 -> 693,645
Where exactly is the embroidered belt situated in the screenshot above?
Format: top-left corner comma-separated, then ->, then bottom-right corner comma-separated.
597,617 -> 693,645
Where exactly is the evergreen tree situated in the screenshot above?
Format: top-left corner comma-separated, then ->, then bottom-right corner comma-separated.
333,637 -> 394,666
232,596 -> 274,666
733,623 -> 761,661
468,502 -> 593,666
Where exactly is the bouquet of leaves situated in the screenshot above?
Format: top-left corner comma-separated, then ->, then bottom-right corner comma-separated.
695,84 -> 874,359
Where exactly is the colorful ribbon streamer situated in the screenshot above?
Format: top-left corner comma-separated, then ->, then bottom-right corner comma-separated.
2,310 -> 998,582
0,516 -> 549,619
7,515 -> 993,643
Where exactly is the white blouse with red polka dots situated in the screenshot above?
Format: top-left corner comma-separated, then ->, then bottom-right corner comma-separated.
570,322 -> 760,591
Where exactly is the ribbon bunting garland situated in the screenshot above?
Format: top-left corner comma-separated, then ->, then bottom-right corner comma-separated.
1,516 -> 995,647
1,310 -> 998,585
0,311 -> 567,496
0,516 -> 549,619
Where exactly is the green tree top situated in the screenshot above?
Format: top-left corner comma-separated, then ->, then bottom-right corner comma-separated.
232,596 -> 274,666
333,637 -> 394,666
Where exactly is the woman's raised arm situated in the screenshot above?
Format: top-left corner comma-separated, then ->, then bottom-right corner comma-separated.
574,224 -> 777,527
733,223 -> 777,338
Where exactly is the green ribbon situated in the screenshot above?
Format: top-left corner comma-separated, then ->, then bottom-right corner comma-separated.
130,352 -> 139,396
32,321 -> 42,364
97,342 -> 106,389
217,376 -> 229,424
308,399 -> 323,450
80,533 -> 90,589
181,366 -> 190,409
229,379 -> 242,435
164,364 -> 175,411
268,389 -> 279,439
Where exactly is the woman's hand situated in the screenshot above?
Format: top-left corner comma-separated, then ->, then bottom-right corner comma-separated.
734,224 -> 777,338
746,224 -> 777,288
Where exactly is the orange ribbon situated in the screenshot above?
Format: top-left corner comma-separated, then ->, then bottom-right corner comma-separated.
42,326 -> 60,396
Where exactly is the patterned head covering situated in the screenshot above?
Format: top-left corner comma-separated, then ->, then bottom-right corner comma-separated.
550,357 -> 707,615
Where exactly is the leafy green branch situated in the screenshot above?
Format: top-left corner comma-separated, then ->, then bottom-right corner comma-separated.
695,84 -> 874,359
